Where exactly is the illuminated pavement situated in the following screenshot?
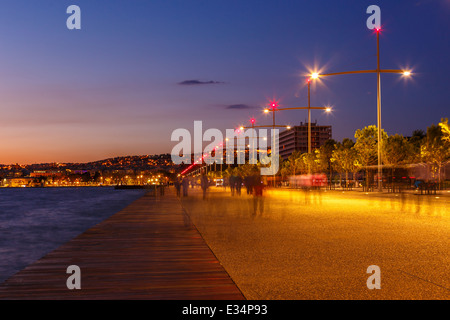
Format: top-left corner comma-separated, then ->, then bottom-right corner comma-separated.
181,187 -> 450,299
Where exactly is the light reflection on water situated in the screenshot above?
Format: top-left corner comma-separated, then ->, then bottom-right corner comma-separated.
0,187 -> 145,283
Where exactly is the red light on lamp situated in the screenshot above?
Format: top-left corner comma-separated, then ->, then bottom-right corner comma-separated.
270,101 -> 278,110
250,118 -> 256,124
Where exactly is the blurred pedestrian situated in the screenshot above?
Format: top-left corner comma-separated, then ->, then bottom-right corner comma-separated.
181,176 -> 189,197
235,175 -> 243,196
253,177 -> 265,216
174,179 -> 181,197
244,176 -> 253,195
200,173 -> 209,200
230,175 -> 236,196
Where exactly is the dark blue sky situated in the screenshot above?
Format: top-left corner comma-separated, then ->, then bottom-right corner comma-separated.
0,0 -> 449,163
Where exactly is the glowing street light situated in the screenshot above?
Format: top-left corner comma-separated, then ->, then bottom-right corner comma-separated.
309,28 -> 412,192
270,101 -> 279,110
261,94 -> 333,154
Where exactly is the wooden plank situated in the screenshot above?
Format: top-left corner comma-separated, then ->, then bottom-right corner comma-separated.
0,191 -> 245,300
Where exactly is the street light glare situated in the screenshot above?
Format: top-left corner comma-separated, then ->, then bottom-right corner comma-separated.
270,101 -> 279,110
264,109 -> 270,113
310,72 -> 319,79
325,107 -> 332,112
403,71 -> 411,76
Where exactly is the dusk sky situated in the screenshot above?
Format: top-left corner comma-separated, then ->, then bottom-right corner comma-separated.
0,0 -> 449,164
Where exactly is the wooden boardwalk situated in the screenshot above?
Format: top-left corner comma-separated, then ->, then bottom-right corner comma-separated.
0,190 -> 245,300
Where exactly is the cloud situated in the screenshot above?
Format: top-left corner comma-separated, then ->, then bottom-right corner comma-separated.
178,79 -> 225,85
225,104 -> 256,110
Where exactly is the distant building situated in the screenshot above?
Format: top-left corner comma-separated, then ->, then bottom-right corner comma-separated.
279,122 -> 332,159
30,170 -> 63,178
3,177 -> 35,188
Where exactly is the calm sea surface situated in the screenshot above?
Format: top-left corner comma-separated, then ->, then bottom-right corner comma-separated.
0,187 -> 146,284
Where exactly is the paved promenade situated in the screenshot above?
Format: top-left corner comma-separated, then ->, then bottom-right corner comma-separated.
181,187 -> 449,299
0,191 -> 245,300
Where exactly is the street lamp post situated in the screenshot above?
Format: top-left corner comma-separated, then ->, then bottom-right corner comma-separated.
311,28 -> 411,192
242,110 -> 291,187
272,103 -> 277,188
308,79 -> 311,153
264,103 -> 332,153
306,81 -> 314,177
376,29 -> 382,193
261,99 -> 331,176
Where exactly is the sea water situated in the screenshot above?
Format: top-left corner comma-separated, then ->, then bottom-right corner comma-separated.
0,187 -> 146,283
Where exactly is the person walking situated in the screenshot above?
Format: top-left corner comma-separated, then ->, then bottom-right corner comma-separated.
200,173 -> 209,200
181,176 -> 189,197
229,175 -> 236,196
244,176 -> 253,195
235,175 -> 243,196
253,176 -> 265,216
174,178 -> 181,197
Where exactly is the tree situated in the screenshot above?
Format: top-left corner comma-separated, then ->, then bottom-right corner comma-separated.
331,138 -> 358,187
316,139 -> 337,178
280,162 -> 291,179
302,152 -> 319,174
382,134 -> 413,167
280,151 -> 303,177
408,129 -> 426,163
421,121 -> 450,185
281,151 -> 298,177
382,134 -> 413,187
439,118 -> 450,142
354,125 -> 388,189
410,129 -> 426,143
292,153 -> 310,175
237,163 -> 259,178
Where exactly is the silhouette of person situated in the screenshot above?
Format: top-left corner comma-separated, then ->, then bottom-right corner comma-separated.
253,177 -> 265,216
229,175 -> 236,196
235,175 -> 243,196
200,173 -> 209,200
181,176 -> 189,197
174,179 -> 181,197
